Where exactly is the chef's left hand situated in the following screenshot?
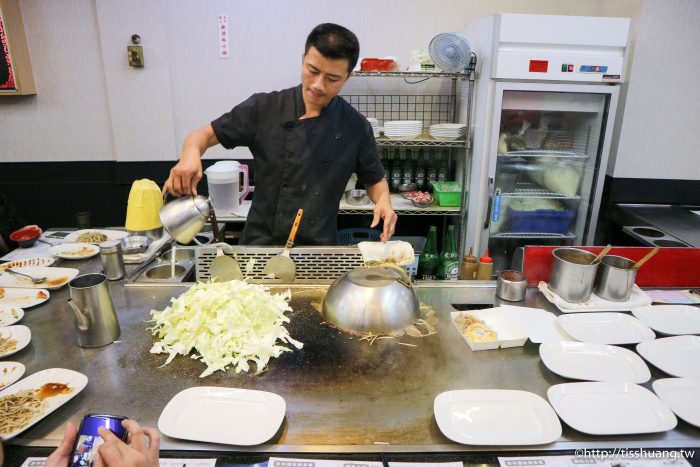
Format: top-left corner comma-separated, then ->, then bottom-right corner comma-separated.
371,196 -> 397,242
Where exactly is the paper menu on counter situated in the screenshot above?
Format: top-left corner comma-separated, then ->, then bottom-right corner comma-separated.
499,453 -> 692,467
646,289 -> 700,304
268,460 -> 462,467
21,458 -> 216,467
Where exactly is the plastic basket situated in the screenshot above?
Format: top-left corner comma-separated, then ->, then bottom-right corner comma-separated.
431,181 -> 462,207
393,236 -> 427,278
360,58 -> 394,71
337,228 -> 381,246
506,207 -> 575,234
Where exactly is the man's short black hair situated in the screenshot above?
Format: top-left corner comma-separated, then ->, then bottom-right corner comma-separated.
305,23 -> 359,73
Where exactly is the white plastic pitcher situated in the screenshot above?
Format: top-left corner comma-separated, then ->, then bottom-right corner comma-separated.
204,161 -> 250,216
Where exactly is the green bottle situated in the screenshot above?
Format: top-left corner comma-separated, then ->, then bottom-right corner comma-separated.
414,148 -> 426,191
417,226 -> 439,280
426,149 -> 437,193
438,225 -> 459,280
390,148 -> 402,193
382,148 -> 390,182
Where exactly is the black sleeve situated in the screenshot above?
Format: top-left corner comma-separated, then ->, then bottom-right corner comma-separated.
355,119 -> 385,185
210,93 -> 259,149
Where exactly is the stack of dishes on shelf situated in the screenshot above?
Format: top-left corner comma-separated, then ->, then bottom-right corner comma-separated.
384,120 -> 422,140
429,123 -> 466,141
365,117 -> 380,138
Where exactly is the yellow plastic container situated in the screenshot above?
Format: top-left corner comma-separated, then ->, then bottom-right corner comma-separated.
125,179 -> 163,232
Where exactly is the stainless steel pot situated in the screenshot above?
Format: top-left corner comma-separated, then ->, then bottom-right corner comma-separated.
549,248 -> 598,303
593,254 -> 637,302
322,266 -> 419,334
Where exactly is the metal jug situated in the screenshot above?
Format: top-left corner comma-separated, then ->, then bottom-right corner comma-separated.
68,273 -> 121,348
159,195 -> 215,245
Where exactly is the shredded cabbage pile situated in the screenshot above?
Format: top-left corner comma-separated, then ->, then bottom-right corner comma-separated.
149,280 -> 303,377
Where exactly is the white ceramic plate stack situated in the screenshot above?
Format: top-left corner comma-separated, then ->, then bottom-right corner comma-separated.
384,120 -> 423,140
365,117 -> 380,138
547,382 -> 677,435
539,341 -> 651,383
429,123 -> 466,141
434,389 -> 561,445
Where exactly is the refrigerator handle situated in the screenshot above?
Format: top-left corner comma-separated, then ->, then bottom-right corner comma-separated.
483,177 -> 494,229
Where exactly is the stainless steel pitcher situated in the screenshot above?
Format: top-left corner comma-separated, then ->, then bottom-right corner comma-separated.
68,273 -> 121,348
159,195 -> 214,245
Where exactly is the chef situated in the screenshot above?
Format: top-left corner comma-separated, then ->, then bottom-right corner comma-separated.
163,23 -> 397,245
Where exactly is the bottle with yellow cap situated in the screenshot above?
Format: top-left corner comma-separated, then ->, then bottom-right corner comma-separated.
125,179 -> 163,240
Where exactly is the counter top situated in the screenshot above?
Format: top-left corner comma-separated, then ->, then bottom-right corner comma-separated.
3,257 -> 699,455
618,203 -> 700,247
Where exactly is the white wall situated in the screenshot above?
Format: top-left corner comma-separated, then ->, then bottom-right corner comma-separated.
610,0 -> 700,180
1,0 -> 644,164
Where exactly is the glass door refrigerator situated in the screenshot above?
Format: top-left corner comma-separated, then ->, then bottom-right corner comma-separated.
463,13 -> 632,272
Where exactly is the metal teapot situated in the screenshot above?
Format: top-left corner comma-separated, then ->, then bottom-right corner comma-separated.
159,195 -> 220,245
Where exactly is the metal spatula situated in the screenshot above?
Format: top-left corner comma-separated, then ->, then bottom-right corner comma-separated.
263,209 -> 303,282
209,243 -> 243,281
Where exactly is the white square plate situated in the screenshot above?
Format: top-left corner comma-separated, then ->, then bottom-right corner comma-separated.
539,341 -> 651,383
636,335 -> 700,378
538,282 -> 652,312
0,368 -> 88,440
434,389 -> 561,445
64,229 -> 128,244
0,266 -> 79,290
547,382 -> 677,435
0,361 -> 25,389
631,304 -> 700,335
0,258 -> 56,271
500,305 -> 573,343
0,287 -> 50,308
557,312 -> 656,345
159,387 -> 286,445
48,243 -> 100,260
0,325 -> 31,359
652,378 -> 700,428
0,305 -> 24,327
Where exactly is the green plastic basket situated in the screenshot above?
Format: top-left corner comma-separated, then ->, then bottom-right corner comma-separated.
432,181 -> 462,207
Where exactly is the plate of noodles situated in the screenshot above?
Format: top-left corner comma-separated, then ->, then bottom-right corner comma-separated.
0,325 -> 31,359
0,368 -> 88,440
64,229 -> 128,245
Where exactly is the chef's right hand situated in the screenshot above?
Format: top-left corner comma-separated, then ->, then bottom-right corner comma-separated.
163,151 -> 202,196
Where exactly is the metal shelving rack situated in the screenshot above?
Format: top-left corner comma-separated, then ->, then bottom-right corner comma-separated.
340,58 -> 477,255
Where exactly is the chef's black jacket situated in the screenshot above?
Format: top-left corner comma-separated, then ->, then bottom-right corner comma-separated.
211,85 -> 385,245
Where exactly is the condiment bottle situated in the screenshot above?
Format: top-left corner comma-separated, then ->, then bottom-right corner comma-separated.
475,248 -> 494,280
459,247 -> 478,280
100,240 -> 126,281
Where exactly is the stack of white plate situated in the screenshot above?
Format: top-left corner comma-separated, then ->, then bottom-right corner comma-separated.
384,120 -> 423,140
366,117 -> 380,138
429,123 -> 466,141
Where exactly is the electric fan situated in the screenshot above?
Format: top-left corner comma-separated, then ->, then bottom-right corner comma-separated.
428,33 -> 472,73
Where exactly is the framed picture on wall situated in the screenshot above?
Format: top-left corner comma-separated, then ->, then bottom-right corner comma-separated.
0,0 -> 36,95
